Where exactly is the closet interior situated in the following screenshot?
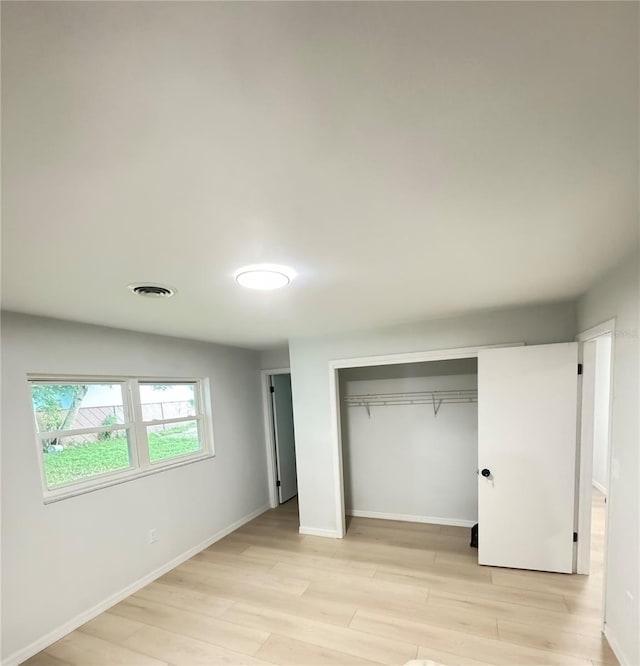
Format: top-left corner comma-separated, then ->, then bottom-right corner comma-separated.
339,357 -> 478,528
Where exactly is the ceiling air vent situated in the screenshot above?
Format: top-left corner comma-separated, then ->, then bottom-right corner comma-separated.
128,283 -> 176,298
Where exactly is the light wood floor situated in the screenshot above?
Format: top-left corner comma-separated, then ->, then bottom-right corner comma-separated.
24,491 -> 615,666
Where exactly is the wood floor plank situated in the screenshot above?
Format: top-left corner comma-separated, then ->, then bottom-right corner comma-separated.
21,652 -> 72,666
206,538 -> 253,555
439,525 -> 471,537
303,582 -> 497,639
304,569 -> 429,605
350,609 -> 592,666
563,592 -> 605,617
178,557 -> 310,596
45,631 -> 169,666
132,580 -> 233,618
374,568 -> 570,612
303,578 -> 429,618
121,624 -> 274,665
496,618 -> 618,664
161,566 -> 358,627
427,589 -> 603,635
349,597 -> 499,640
346,516 -> 442,535
434,549 -> 483,567
221,601 -> 418,665
195,549 -> 281,575
108,597 -> 269,656
242,544 -> 379,575
254,634 -> 382,666
269,560 -> 375,584
78,612 -> 145,644
333,540 -> 437,570
416,645 -> 494,666
491,567 -> 594,595
232,529 -> 340,556
423,558 -> 493,582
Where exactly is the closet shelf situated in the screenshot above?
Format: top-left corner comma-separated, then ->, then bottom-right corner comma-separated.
344,389 -> 477,417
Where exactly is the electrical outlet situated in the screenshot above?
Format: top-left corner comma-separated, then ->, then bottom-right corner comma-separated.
625,590 -> 634,603
148,528 -> 158,544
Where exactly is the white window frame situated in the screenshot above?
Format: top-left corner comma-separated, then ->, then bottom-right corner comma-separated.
29,375 -> 215,504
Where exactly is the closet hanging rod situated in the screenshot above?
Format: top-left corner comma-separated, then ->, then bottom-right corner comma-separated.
344,389 -> 477,417
344,389 -> 477,404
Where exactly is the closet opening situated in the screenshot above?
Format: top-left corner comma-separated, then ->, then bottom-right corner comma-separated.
339,357 -> 478,536
328,346 -> 487,540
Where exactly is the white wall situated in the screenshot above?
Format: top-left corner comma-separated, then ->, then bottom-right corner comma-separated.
1,312 -> 269,664
342,367 -> 478,525
260,347 -> 290,370
289,301 -> 576,535
592,335 -> 612,495
577,249 -> 639,666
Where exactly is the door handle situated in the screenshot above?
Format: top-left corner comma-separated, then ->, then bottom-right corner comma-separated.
481,468 -> 491,478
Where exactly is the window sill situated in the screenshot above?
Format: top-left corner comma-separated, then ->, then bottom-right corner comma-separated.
43,452 -> 215,505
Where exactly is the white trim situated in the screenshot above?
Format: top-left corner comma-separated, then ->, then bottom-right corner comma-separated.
299,526 -> 340,538
575,318 -> 615,631
603,625 -> 631,666
141,415 -> 198,427
260,367 -> 291,509
592,479 -> 607,496
38,422 -> 133,439
347,509 -> 476,528
2,503 -> 271,666
328,343 -> 521,538
576,318 -> 616,343
329,362 -> 346,538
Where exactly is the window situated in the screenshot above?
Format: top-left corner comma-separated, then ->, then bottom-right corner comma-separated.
29,377 -> 213,502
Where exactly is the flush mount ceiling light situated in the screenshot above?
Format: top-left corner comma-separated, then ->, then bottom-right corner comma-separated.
234,264 -> 296,290
128,283 -> 176,298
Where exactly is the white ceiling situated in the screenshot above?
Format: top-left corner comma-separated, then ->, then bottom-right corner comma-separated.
2,2 -> 638,349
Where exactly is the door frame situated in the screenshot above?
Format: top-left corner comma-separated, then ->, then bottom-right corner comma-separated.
575,318 -> 616,625
261,367 -> 290,509
328,343 -> 522,538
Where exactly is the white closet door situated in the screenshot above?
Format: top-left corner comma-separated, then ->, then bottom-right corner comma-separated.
478,343 -> 579,573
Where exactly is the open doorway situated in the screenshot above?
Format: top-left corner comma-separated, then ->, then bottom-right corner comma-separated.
261,369 -> 298,511
577,319 -> 615,627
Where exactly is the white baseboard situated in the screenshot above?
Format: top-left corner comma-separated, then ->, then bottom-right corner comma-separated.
592,479 -> 607,496
346,509 -> 476,528
2,503 -> 271,666
604,624 -> 631,666
299,526 -> 340,538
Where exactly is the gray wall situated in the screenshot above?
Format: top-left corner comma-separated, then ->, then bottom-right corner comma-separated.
577,249 -> 639,666
289,301 -> 576,534
1,312 -> 268,663
260,347 -> 290,370
342,364 -> 478,524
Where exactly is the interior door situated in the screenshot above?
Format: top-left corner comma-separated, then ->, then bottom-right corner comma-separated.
478,343 -> 579,573
272,374 -> 297,503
